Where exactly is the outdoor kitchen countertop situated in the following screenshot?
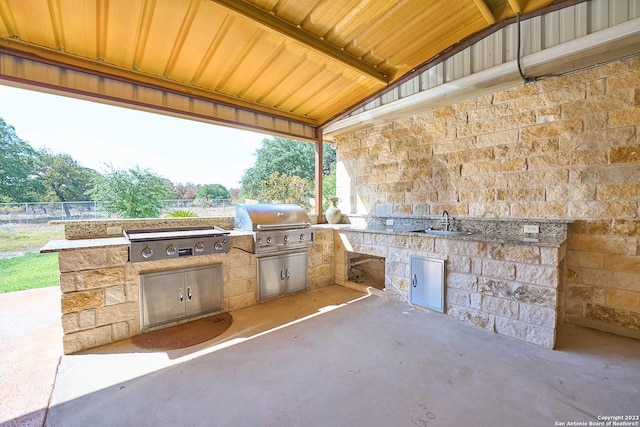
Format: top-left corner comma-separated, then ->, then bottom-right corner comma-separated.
317,224 -> 567,247
40,237 -> 129,253
40,224 -> 566,253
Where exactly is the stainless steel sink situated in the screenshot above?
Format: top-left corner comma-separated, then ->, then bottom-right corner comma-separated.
411,229 -> 474,236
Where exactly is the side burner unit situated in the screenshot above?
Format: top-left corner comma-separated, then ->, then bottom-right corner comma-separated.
124,226 -> 231,262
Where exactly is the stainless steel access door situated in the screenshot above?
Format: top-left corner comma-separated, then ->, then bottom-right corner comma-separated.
257,251 -> 308,301
284,251 -> 308,293
410,256 -> 446,313
141,271 -> 185,328
140,265 -> 223,329
185,266 -> 223,317
257,255 -> 285,300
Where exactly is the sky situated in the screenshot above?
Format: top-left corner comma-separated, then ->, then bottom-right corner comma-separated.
0,84 -> 268,189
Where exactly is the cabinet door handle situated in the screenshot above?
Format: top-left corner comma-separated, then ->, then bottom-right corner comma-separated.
281,268 -> 286,280
187,286 -> 192,302
285,268 -> 290,279
412,274 -> 417,288
179,288 -> 184,303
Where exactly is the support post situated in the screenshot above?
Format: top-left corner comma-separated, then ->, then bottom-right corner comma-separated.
315,129 -> 324,224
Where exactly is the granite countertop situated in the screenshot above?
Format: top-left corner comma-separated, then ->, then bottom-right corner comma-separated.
329,225 -> 566,247
41,223 -> 566,253
40,237 -> 129,253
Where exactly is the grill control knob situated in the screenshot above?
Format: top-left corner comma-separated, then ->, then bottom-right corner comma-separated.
166,245 -> 177,256
141,247 -> 153,259
214,242 -> 224,251
266,237 -> 272,244
299,234 -> 305,241
194,242 -> 205,253
284,235 -> 289,242
257,238 -> 263,245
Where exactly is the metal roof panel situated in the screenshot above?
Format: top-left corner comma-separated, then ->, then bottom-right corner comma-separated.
0,0 -> 559,136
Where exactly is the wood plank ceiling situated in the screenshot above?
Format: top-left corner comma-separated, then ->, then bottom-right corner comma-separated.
0,0 -> 556,139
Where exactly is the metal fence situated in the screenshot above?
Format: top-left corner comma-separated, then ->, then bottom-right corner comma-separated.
161,199 -> 235,217
0,199 -> 233,223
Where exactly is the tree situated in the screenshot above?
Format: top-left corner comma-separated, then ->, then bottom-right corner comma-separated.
322,169 -> 336,211
34,149 -> 99,217
240,137 -> 336,201
228,187 -> 241,202
196,184 -> 229,200
259,171 -> 312,210
0,117 -> 41,202
90,165 -> 176,218
195,183 -> 229,208
173,182 -> 197,199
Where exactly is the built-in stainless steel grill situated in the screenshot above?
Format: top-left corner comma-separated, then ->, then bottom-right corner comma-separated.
124,226 -> 231,262
235,203 -> 314,301
234,204 -> 314,254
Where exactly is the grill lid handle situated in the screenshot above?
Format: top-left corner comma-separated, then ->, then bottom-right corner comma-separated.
256,222 -> 311,231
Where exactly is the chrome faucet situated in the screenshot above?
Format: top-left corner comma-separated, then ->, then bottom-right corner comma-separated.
441,210 -> 450,231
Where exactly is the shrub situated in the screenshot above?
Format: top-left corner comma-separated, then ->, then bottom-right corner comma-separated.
166,210 -> 198,218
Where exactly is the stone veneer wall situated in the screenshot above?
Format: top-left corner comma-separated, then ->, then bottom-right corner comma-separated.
58,229 -> 334,354
333,57 -> 640,338
309,228 -> 335,289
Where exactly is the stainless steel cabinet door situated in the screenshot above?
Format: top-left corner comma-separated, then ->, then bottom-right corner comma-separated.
141,264 -> 224,329
284,251 -> 308,293
185,265 -> 223,317
258,255 -> 285,300
141,271 -> 186,328
410,256 -> 446,313
258,251 -> 308,301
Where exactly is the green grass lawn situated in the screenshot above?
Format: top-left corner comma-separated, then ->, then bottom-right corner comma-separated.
0,223 -> 64,293
0,252 -> 60,293
0,223 -> 64,252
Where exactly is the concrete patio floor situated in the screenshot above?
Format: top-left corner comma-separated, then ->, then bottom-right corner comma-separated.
0,286 -> 62,427
1,285 -> 639,427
